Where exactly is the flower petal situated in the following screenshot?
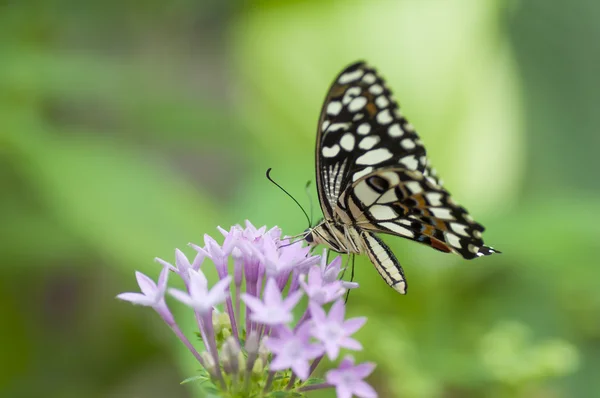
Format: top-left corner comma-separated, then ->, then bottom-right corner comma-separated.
206,276 -> 232,307
155,257 -> 176,272
353,381 -> 377,398
291,358 -> 310,380
340,337 -> 363,351
116,292 -> 155,306
263,278 -> 283,305
175,249 -> 192,271
309,301 -> 326,323
324,341 -> 340,360
135,271 -> 158,296
282,289 -> 303,312
168,288 -> 193,307
343,317 -> 367,335
240,293 -> 265,313
329,299 -> 346,323
157,263 -> 170,294
188,269 -> 208,299
352,362 -> 376,378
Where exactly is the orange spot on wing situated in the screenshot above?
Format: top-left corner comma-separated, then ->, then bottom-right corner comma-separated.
431,238 -> 452,253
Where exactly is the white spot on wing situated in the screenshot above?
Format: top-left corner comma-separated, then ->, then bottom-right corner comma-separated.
322,144 -> 340,158
405,181 -> 423,194
445,232 -> 462,248
450,222 -> 469,237
321,120 -> 330,131
348,96 -> 367,112
376,109 -> 393,125
343,86 -> 361,104
426,192 -> 443,206
375,96 -> 389,108
362,73 -> 376,84
327,101 -> 342,116
399,155 -> 419,170
431,207 -> 454,220
401,139 -> 416,150
340,133 -> 355,151
381,222 -> 415,238
352,166 -> 373,181
357,123 -> 371,135
358,136 -> 380,150
468,244 -> 480,253
327,123 -> 348,132
370,84 -> 383,95
354,180 -> 380,206
356,148 -> 393,165
473,230 -> 482,239
370,205 -> 397,221
338,69 -> 364,84
379,189 -> 398,203
388,123 -> 403,137
380,171 -> 400,186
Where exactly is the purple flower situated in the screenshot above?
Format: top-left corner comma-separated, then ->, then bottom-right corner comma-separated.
117,264 -> 169,307
326,356 -> 377,398
118,221 -> 376,396
169,269 -> 231,315
155,249 -> 205,284
266,323 -> 325,380
241,277 -> 302,325
310,300 -> 366,360
300,265 -> 345,304
320,253 -> 359,290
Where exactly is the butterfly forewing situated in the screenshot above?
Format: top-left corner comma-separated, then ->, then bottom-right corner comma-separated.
315,61 -> 427,220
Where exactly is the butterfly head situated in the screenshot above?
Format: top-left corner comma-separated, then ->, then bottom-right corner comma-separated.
302,218 -> 326,246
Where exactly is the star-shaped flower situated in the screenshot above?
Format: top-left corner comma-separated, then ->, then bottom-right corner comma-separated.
241,278 -> 302,325
326,355 -> 377,398
266,324 -> 324,380
117,263 -> 170,307
320,253 -> 359,290
299,265 -> 345,305
310,300 -> 366,360
169,269 -> 231,315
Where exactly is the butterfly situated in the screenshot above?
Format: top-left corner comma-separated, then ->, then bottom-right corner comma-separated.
304,61 -> 500,294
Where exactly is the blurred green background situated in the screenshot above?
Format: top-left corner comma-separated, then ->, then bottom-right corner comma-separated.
1,0 -> 599,397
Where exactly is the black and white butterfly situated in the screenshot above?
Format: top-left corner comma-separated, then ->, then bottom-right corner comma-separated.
304,61 -> 500,294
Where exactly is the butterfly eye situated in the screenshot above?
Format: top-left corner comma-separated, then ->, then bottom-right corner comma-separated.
304,229 -> 314,243
366,175 -> 389,193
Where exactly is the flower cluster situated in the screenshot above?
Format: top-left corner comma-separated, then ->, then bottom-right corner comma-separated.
118,221 -> 377,398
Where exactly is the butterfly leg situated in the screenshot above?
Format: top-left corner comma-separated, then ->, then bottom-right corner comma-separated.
344,255 -> 356,303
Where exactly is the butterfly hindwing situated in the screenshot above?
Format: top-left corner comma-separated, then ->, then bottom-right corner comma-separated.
315,61 -> 427,220
338,167 -> 499,259
361,231 -> 407,294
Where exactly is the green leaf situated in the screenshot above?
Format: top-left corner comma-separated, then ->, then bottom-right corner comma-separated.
180,375 -> 207,385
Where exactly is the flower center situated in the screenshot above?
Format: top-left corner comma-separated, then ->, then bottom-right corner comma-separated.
324,323 -> 342,341
284,339 -> 303,358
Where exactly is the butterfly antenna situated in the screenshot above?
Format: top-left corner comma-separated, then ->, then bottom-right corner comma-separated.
266,168 -> 311,229
305,180 -> 314,227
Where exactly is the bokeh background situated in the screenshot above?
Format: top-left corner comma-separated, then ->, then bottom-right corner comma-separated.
1,0 -> 599,397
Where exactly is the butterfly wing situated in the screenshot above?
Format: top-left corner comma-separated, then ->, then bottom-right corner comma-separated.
315,61 -> 427,220
339,168 -> 500,259
360,230 -> 407,294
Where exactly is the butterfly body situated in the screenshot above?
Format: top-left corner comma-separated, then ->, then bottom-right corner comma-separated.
305,61 -> 499,294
